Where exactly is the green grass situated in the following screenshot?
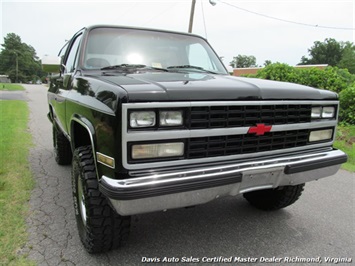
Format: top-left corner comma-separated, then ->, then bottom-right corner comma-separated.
0,83 -> 25,91
0,100 -> 35,265
334,126 -> 355,172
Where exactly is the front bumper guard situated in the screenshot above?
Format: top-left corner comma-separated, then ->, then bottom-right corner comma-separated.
100,149 -> 347,216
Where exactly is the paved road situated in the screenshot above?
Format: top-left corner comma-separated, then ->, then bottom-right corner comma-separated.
0,89 -> 28,100
22,84 -> 354,266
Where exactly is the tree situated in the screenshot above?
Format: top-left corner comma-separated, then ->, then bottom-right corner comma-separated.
299,38 -> 355,74
263,60 -> 272,66
300,38 -> 342,66
338,42 -> 355,74
230,54 -> 256,68
0,33 -> 44,83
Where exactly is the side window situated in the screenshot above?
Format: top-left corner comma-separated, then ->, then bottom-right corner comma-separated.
64,34 -> 82,73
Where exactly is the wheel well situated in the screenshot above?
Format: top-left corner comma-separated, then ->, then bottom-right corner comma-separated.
72,121 -> 92,150
49,104 -> 53,115
48,105 -> 54,122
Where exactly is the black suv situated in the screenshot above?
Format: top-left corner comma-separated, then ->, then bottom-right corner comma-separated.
43,25 -> 347,253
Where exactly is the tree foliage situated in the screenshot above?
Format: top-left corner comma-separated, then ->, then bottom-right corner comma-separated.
300,38 -> 355,74
339,86 -> 355,125
0,33 -> 44,83
254,63 -> 353,93
230,54 -> 257,68
263,60 -> 272,66
338,43 -> 355,74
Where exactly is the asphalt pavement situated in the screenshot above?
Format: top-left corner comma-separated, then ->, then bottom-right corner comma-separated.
0,89 -> 28,100
21,84 -> 354,266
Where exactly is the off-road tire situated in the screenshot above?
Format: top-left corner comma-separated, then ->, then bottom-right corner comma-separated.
243,184 -> 305,211
72,145 -> 131,253
53,125 -> 72,165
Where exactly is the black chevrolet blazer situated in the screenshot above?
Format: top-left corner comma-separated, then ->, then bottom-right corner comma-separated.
42,25 -> 347,253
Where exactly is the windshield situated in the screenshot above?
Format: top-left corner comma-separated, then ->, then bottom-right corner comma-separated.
82,27 -> 228,74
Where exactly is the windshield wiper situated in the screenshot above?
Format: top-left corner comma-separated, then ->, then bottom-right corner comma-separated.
144,66 -> 169,72
167,65 -> 218,74
101,64 -> 169,72
101,64 -> 147,70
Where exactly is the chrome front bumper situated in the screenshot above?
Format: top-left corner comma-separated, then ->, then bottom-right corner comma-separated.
99,149 -> 347,216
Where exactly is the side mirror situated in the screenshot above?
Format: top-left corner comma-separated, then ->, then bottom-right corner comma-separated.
42,55 -> 61,73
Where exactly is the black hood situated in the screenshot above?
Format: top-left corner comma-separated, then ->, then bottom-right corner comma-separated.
96,72 -> 338,102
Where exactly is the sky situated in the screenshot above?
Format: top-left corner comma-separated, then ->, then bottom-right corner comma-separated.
1,0 -> 354,69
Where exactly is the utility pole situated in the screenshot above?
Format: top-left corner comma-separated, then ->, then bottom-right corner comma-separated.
189,0 -> 217,33
188,0 -> 196,33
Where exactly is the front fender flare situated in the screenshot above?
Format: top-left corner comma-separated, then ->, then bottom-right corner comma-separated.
70,115 -> 100,179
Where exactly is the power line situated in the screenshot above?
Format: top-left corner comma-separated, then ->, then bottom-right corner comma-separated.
218,0 -> 355,31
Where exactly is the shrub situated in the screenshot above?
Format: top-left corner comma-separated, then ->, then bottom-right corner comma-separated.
254,64 -> 350,93
296,67 -> 350,93
339,86 -> 355,125
254,63 -> 300,83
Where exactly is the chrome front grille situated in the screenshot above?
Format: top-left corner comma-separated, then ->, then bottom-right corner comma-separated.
186,129 -> 311,159
188,104 -> 312,129
122,101 -> 338,170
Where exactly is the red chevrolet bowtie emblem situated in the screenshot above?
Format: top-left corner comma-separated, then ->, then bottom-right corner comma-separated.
248,124 -> 272,135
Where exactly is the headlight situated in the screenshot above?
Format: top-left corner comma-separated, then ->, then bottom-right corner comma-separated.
309,129 -> 333,142
159,111 -> 183,126
312,106 -> 336,119
130,111 -> 155,128
311,107 -> 322,118
322,107 -> 335,118
132,142 -> 184,159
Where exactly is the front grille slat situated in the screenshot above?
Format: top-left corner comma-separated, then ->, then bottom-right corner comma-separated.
186,130 -> 311,159
188,104 -> 312,129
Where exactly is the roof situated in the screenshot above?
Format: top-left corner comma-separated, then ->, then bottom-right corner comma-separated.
84,24 -> 205,40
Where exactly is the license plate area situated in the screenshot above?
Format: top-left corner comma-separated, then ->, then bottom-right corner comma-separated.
239,168 -> 283,193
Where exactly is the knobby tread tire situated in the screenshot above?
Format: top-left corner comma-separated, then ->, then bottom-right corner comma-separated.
243,184 -> 305,211
53,125 -> 72,165
72,145 -> 131,253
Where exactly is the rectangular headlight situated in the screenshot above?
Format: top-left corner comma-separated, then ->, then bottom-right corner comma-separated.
311,107 -> 322,118
309,129 -> 333,142
322,107 -> 335,118
132,142 -> 184,159
159,111 -> 183,126
130,111 -> 155,128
